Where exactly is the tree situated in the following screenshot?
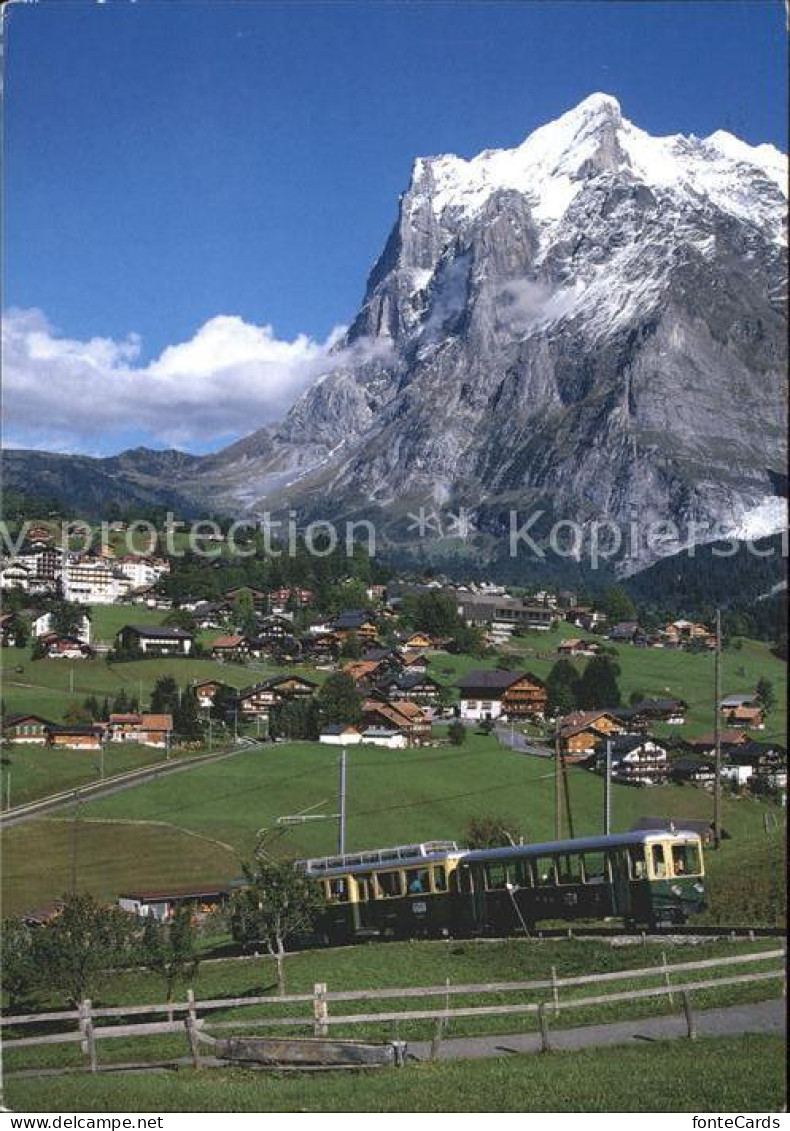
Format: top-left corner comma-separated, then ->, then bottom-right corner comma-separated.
576,655 -> 622,710
140,907 -> 199,1015
150,676 -> 179,715
228,855 -> 323,994
545,659 -> 580,717
233,591 -> 257,638
317,672 -> 362,726
1,917 -> 38,1008
756,678 -> 776,713
173,685 -> 202,742
31,893 -> 139,1006
164,608 -> 197,634
270,698 -> 320,741
602,586 -> 637,624
51,601 -> 85,639
448,720 -> 467,746
339,632 -> 362,660
465,815 -> 520,849
12,619 -> 28,649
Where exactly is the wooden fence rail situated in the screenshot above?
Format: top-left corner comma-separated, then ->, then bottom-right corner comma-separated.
2,948 -> 785,1075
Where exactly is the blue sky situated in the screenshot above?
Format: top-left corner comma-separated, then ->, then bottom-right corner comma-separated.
3,0 -> 786,454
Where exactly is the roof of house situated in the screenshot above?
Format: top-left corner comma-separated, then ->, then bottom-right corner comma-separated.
360,726 -> 401,739
47,725 -> 104,736
456,670 -> 528,691
320,724 -> 360,736
3,712 -> 56,728
632,697 -> 688,712
333,610 -> 377,630
690,729 -> 749,747
120,624 -> 193,639
210,634 -> 249,648
597,734 -> 664,755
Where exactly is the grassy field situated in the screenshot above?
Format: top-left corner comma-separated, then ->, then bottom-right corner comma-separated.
3,1034 -> 785,1112
2,731 -> 784,918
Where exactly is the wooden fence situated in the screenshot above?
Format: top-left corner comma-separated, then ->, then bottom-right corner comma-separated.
2,946 -> 785,1074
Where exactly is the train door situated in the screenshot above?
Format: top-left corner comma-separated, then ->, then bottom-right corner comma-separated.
609,850 -> 632,920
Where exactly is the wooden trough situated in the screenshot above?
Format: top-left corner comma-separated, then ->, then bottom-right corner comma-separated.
199,1032 -> 406,1070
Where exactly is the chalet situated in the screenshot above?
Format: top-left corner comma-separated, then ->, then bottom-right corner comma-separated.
191,601 -> 230,629
0,613 -> 18,645
399,650 -> 428,673
319,724 -> 363,746
377,672 -> 443,706
689,729 -> 749,752
361,699 -> 431,746
209,634 -> 254,662
224,587 -> 269,612
332,611 -> 379,643
670,756 -> 716,787
557,710 -> 626,757
192,679 -> 234,710
456,670 -> 547,722
722,704 -> 765,730
46,724 -> 104,751
594,735 -> 668,786
727,741 -> 787,790
609,622 -> 640,642
116,624 -> 194,657
39,634 -> 94,660
629,697 -> 688,726
342,660 -> 388,690
118,884 -> 231,921
268,586 -> 314,608
236,674 -> 317,720
719,693 -> 759,710
300,631 -> 340,663
557,638 -> 600,657
2,713 -> 55,745
256,615 -> 295,642
107,713 -> 173,748
401,632 -> 434,652
661,620 -> 716,649
457,595 -> 557,633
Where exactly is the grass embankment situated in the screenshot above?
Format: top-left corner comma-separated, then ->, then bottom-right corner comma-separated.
3,937 -> 783,1077
4,1035 -> 785,1113
2,731 -> 784,917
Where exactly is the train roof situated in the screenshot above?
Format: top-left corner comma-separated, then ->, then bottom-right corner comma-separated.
459,829 -> 701,865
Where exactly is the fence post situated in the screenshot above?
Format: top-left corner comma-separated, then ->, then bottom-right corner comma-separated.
429,1016 -> 445,1061
681,991 -> 697,1040
78,998 -> 98,1072
537,1002 -> 552,1053
550,965 -> 560,1016
661,950 -> 674,1005
185,988 -> 201,1069
313,982 -> 329,1038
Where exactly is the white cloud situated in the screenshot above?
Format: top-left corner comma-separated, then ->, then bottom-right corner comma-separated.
1,308 -> 357,452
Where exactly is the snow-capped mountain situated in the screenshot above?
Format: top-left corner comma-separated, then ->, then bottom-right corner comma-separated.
10,94 -> 787,571
191,93 -> 786,567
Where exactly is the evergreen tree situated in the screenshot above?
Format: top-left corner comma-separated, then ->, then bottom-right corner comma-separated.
150,676 -> 179,715
545,659 -> 580,716
317,673 -> 362,726
602,586 -> 637,624
448,720 -> 467,746
576,655 -> 622,709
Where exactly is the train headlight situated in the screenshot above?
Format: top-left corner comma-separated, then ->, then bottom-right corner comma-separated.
670,884 -> 683,896
693,883 -> 704,893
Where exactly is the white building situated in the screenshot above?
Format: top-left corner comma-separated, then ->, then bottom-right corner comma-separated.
33,611 -> 92,644
319,724 -> 363,746
62,557 -> 132,604
359,727 -> 407,749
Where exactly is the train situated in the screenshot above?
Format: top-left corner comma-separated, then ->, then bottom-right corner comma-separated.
298,829 -> 707,944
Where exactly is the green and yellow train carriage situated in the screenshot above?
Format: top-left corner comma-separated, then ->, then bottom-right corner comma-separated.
302,830 -> 706,942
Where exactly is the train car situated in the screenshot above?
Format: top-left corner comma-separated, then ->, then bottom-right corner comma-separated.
454,830 -> 706,932
301,829 -> 706,942
300,840 -> 466,944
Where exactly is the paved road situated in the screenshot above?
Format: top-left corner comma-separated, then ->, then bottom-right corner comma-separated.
407,998 -> 786,1061
495,725 -> 552,758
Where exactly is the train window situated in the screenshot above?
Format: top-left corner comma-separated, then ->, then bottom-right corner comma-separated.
458,867 -> 475,894
355,877 -> 370,902
405,867 -> 430,894
327,878 -> 349,903
582,853 -> 609,883
512,859 -> 531,887
432,866 -> 448,892
557,854 -> 583,885
534,857 -> 556,886
671,843 -> 701,877
375,871 -> 404,898
485,864 -> 509,890
650,844 -> 668,878
627,847 -> 647,880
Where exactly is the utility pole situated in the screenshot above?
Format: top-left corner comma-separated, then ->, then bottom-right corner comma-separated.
69,665 -> 74,694
603,739 -> 612,835
337,748 -> 347,855
713,608 -> 722,849
554,730 -> 562,840
6,769 -> 11,812
70,790 -> 81,892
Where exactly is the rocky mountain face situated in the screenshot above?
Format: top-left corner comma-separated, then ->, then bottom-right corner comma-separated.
193,93 -> 787,568
9,94 -> 787,572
